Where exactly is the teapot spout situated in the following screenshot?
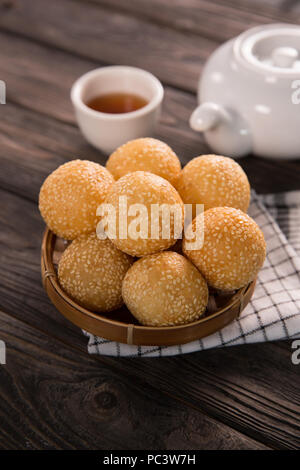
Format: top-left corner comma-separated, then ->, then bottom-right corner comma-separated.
189,102 -> 252,158
189,102 -> 223,132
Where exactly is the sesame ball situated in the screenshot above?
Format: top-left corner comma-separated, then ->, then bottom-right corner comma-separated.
176,155 -> 250,215
122,251 -> 208,326
58,232 -> 134,312
39,160 -> 114,239
103,171 -> 184,257
183,207 -> 266,291
106,138 -> 181,187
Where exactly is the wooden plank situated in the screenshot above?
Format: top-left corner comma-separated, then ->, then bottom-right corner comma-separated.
0,32 -> 300,197
92,0 -> 300,42
0,310 -> 267,449
0,187 -> 297,449
213,0 -> 300,22
0,0 -> 217,93
124,342 -> 300,450
2,0 -> 297,58
92,0 -> 293,41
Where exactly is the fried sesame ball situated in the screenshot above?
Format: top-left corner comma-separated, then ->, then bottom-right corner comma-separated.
176,155 -> 250,215
39,160 -> 114,239
106,138 -> 181,187
58,232 -> 134,312
183,207 -> 266,291
122,251 -> 208,326
103,171 -> 184,257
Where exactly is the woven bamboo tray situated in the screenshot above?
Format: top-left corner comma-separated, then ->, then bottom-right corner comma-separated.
41,228 -> 256,346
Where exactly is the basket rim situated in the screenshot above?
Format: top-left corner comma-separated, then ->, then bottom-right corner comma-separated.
41,227 -> 254,333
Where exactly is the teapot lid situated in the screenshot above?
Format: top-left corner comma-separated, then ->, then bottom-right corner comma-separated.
234,23 -> 300,76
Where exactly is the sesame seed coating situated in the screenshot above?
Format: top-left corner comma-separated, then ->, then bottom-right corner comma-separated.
39,160 -> 114,240
58,232 -> 134,312
104,171 -> 184,257
176,155 -> 250,215
183,207 -> 266,291
122,251 -> 208,326
106,138 -> 181,187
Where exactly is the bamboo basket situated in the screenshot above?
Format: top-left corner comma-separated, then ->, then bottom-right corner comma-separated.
41,228 -> 256,346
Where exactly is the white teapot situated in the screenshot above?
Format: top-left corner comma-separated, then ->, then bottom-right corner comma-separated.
190,24 -> 300,159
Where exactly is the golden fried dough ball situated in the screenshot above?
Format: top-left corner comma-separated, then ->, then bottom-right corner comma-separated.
106,138 -> 181,187
122,251 -> 208,326
183,207 -> 266,291
39,160 -> 114,239
176,154 -> 250,215
103,171 -> 184,257
58,232 -> 133,312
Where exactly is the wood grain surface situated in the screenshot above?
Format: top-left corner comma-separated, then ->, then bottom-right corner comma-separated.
0,0 -> 299,450
1,310 -> 269,450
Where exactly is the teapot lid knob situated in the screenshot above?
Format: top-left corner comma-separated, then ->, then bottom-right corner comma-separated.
234,24 -> 300,76
271,46 -> 298,68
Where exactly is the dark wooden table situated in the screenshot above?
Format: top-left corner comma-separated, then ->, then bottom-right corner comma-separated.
0,0 -> 300,450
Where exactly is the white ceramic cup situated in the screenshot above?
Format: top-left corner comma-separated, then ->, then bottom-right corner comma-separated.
71,66 -> 164,154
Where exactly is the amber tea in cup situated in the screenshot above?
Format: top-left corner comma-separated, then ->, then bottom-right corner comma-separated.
71,66 -> 164,153
86,92 -> 148,114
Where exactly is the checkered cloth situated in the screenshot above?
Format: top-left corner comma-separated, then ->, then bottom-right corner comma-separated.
84,191 -> 300,357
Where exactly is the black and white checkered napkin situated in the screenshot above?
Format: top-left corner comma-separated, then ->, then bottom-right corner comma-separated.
84,191 -> 300,357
